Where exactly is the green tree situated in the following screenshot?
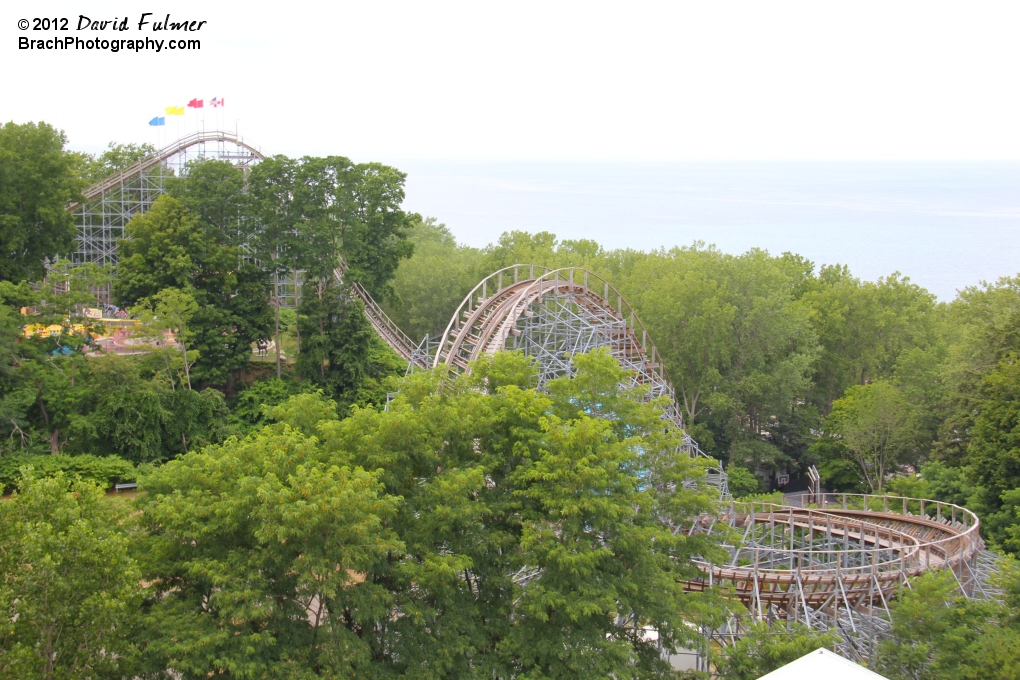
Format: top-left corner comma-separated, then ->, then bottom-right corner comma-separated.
158,386 -> 232,456
39,259 -> 113,324
0,259 -> 110,356
0,454 -> 134,493
715,622 -> 837,680
892,342 -> 951,452
0,122 -> 84,282
296,279 -> 374,406
726,466 -> 764,498
133,287 -> 199,389
935,276 -> 1020,464
627,246 -> 736,427
874,569 -> 1020,680
16,352 -> 92,455
166,159 -> 249,245
136,418 -> 401,678
885,460 -> 975,508
115,195 -> 271,388
136,350 -> 723,678
74,141 -> 155,185
248,155 -> 301,378
625,246 -> 818,469
479,230 -> 559,272
229,377 -> 297,432
115,194 -> 223,302
0,278 -> 100,454
294,156 -> 414,295
323,350 -> 722,678
58,355 -> 166,462
0,471 -> 140,679
383,216 -> 482,342
164,160 -> 274,387
285,156 -> 413,402
0,286 -> 43,453
817,381 -> 920,493
966,353 -> 1020,551
800,267 -> 939,411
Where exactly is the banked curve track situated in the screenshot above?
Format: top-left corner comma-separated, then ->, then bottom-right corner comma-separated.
687,491 -> 1001,665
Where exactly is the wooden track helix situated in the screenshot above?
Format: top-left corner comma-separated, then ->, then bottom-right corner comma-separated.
686,492 -> 992,623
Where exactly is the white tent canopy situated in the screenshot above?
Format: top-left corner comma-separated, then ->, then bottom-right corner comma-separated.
757,648 -> 890,680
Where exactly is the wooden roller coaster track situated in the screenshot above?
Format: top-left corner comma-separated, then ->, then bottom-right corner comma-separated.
73,130 -> 263,207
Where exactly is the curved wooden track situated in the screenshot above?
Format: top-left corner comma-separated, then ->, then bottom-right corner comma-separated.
74,131 -> 264,206
686,493 -> 993,623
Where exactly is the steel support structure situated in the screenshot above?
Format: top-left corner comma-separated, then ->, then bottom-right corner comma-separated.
685,492 -> 1003,669
428,265 -> 728,494
70,131 -> 265,304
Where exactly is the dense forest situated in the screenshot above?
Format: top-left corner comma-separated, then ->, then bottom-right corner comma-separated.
2,120 -> 1020,678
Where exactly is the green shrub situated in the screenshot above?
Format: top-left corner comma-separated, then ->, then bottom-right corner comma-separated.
231,378 -> 295,431
817,458 -> 866,493
0,454 -> 135,493
737,491 -> 785,504
727,465 -> 764,498
716,621 -> 837,680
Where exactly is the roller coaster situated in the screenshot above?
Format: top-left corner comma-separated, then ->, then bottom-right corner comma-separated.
70,131 -> 1003,670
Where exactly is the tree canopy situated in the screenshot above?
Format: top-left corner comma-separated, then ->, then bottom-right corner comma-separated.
134,351 -> 722,678
0,122 -> 83,282
0,472 -> 141,679
115,194 -> 273,388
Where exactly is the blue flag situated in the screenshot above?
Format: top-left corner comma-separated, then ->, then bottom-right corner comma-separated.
149,116 -> 165,126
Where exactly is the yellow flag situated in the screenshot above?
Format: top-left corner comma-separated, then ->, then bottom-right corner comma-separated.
165,106 -> 185,116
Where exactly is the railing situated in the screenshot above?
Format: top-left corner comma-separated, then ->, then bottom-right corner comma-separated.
433,264 -> 554,367
705,507 -> 922,577
706,493 -> 985,578
435,264 -> 676,393
782,491 -> 979,531
331,267 -> 423,366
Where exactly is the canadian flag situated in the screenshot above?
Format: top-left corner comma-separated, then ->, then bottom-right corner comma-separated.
187,98 -> 203,108
211,97 -> 225,107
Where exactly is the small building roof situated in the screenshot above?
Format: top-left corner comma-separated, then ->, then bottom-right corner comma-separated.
757,648 -> 890,680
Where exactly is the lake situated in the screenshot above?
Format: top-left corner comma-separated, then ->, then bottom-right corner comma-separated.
398,161 -> 1020,301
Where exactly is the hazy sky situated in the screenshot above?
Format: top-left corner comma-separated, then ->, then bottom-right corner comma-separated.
6,1 -> 1020,162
